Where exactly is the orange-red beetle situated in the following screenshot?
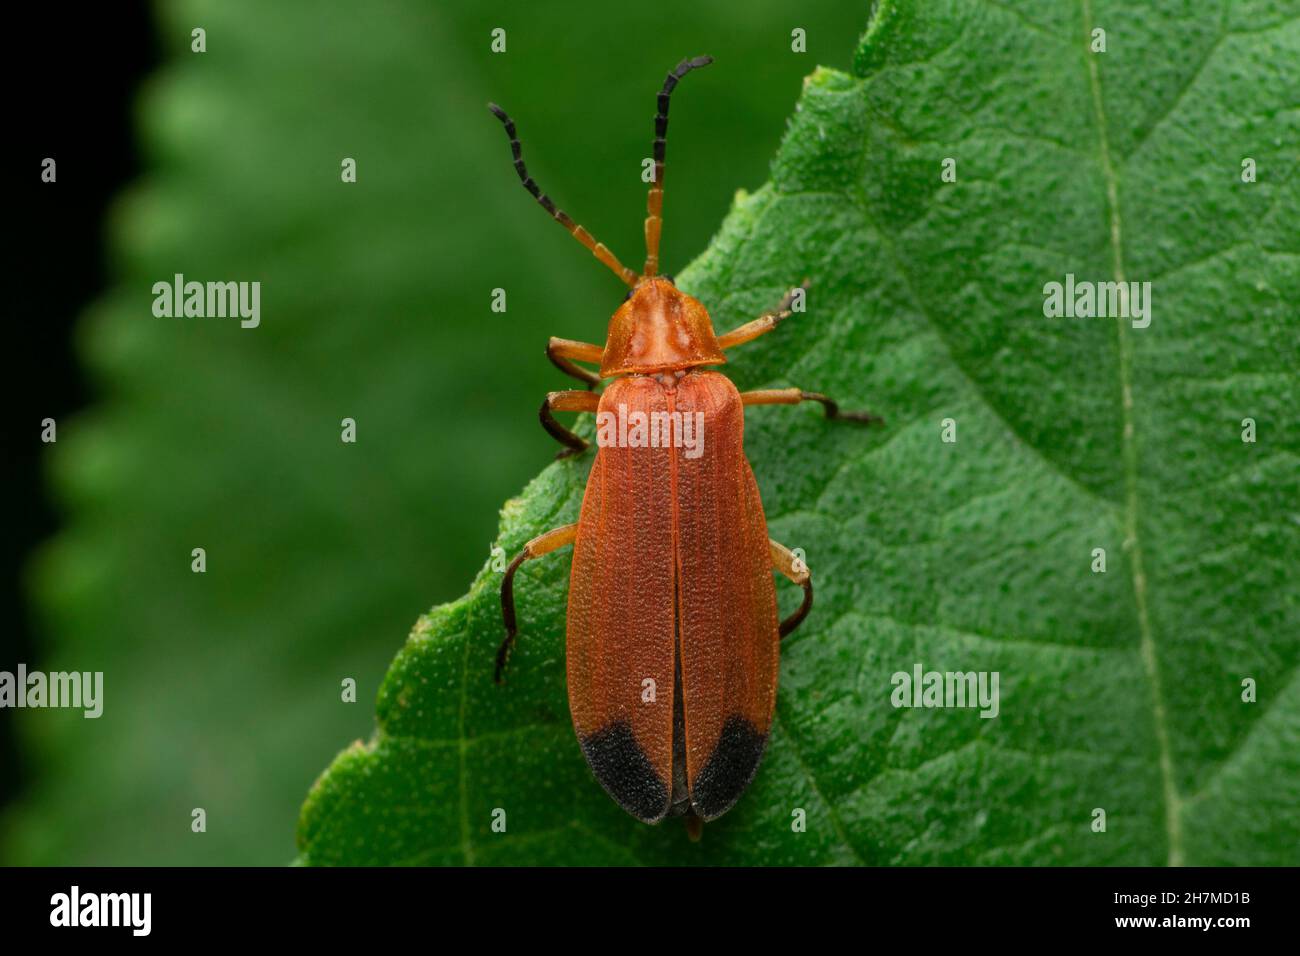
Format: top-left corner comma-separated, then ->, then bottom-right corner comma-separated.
490,57 -> 880,833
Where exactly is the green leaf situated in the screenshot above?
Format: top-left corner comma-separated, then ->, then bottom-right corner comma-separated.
298,0 -> 1300,865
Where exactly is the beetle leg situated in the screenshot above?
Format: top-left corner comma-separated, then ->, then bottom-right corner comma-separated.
540,389 -> 601,459
716,280 -> 810,350
497,523 -> 580,683
770,539 -> 813,639
739,387 -> 884,425
547,336 -> 604,389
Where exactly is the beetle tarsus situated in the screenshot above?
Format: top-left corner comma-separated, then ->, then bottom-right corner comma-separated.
497,548 -> 530,683
832,408 -> 885,425
540,396 -> 593,458
554,442 -> 588,461
800,391 -> 883,426
494,634 -> 514,684
779,575 -> 814,639
775,278 -> 811,318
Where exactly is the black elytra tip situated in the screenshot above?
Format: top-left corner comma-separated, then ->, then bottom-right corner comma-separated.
689,715 -> 767,821
580,721 -> 670,823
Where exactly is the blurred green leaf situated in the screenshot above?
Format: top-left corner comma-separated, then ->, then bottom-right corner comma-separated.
6,0 -> 868,864
297,0 -> 1300,864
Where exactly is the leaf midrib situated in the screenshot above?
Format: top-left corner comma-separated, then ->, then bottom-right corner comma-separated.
1080,0 -> 1183,866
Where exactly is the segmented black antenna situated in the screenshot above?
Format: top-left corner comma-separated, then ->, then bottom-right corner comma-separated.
488,102 -> 638,287
643,55 -> 713,277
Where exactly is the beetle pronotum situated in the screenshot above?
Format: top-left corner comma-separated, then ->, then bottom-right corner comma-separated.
489,56 -> 881,835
